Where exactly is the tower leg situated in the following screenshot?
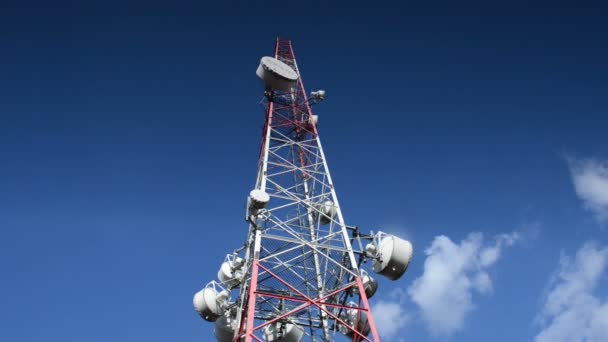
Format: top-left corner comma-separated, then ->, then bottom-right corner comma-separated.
243,231 -> 262,342
356,276 -> 381,341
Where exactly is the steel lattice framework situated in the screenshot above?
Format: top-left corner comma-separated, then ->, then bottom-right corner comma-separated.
232,38 -> 381,342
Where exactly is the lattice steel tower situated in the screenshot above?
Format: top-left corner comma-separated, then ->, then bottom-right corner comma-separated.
194,38 -> 413,342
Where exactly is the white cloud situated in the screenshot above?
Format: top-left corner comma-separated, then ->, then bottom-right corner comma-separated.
569,158 -> 608,223
407,232 -> 519,337
372,297 -> 410,340
535,242 -> 608,342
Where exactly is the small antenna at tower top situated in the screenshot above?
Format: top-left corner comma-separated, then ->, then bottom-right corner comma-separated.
256,56 -> 298,91
310,90 -> 326,102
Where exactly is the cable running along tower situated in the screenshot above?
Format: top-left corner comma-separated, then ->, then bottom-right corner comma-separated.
194,38 -> 413,342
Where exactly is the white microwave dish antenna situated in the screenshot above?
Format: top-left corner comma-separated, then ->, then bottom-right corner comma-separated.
256,56 -> 299,91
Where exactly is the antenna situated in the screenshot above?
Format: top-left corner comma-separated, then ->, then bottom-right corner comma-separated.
310,90 -> 326,103
194,38 -> 413,342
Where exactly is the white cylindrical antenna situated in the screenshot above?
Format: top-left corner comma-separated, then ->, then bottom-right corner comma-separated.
256,56 -> 299,91
339,302 -> 372,340
315,200 -> 337,225
371,232 -> 413,281
193,282 -> 230,322
213,309 -> 240,342
309,115 -> 319,126
310,89 -> 326,101
263,321 -> 304,342
248,189 -> 270,210
359,269 -> 378,299
217,254 -> 245,287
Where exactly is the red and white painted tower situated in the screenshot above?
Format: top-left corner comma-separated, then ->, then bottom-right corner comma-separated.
194,38 -> 413,342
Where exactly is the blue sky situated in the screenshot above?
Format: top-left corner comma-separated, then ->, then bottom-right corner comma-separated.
1,1 -> 608,341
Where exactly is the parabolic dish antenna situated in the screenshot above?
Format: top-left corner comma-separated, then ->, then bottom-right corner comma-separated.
256,56 -> 299,91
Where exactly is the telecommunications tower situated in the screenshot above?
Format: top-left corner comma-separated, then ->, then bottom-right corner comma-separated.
194,38 -> 413,342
